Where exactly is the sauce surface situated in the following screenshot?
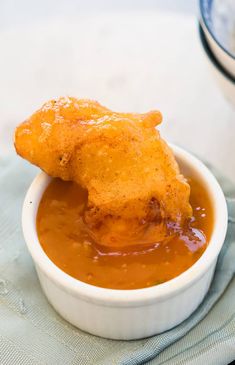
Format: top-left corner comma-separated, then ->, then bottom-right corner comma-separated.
37,168 -> 213,289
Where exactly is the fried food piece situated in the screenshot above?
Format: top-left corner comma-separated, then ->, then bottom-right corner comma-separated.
15,97 -> 192,247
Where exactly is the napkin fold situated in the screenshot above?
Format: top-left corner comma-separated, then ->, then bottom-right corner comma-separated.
0,156 -> 234,365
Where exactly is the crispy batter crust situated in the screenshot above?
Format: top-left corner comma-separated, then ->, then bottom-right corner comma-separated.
15,97 -> 192,247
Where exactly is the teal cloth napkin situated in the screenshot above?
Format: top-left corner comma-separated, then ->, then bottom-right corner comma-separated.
0,156 -> 234,365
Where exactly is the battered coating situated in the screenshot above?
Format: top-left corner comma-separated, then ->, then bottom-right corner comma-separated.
15,97 -> 192,247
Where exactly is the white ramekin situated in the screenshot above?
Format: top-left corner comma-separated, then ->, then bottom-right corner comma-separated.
22,145 -> 228,340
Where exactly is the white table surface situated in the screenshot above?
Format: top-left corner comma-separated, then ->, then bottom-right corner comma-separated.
0,2 -> 235,182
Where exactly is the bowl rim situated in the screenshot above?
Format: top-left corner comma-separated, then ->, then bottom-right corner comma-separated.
199,0 -> 235,61
199,23 -> 235,84
22,144 -> 228,306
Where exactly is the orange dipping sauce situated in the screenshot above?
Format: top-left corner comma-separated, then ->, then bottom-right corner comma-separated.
37,167 -> 213,290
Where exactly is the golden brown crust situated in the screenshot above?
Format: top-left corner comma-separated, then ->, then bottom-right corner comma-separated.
15,97 -> 192,247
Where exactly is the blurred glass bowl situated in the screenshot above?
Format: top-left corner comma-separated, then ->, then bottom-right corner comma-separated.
200,0 -> 235,78
199,24 -> 235,107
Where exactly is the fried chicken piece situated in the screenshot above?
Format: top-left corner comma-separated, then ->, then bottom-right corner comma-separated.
15,97 -> 192,247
